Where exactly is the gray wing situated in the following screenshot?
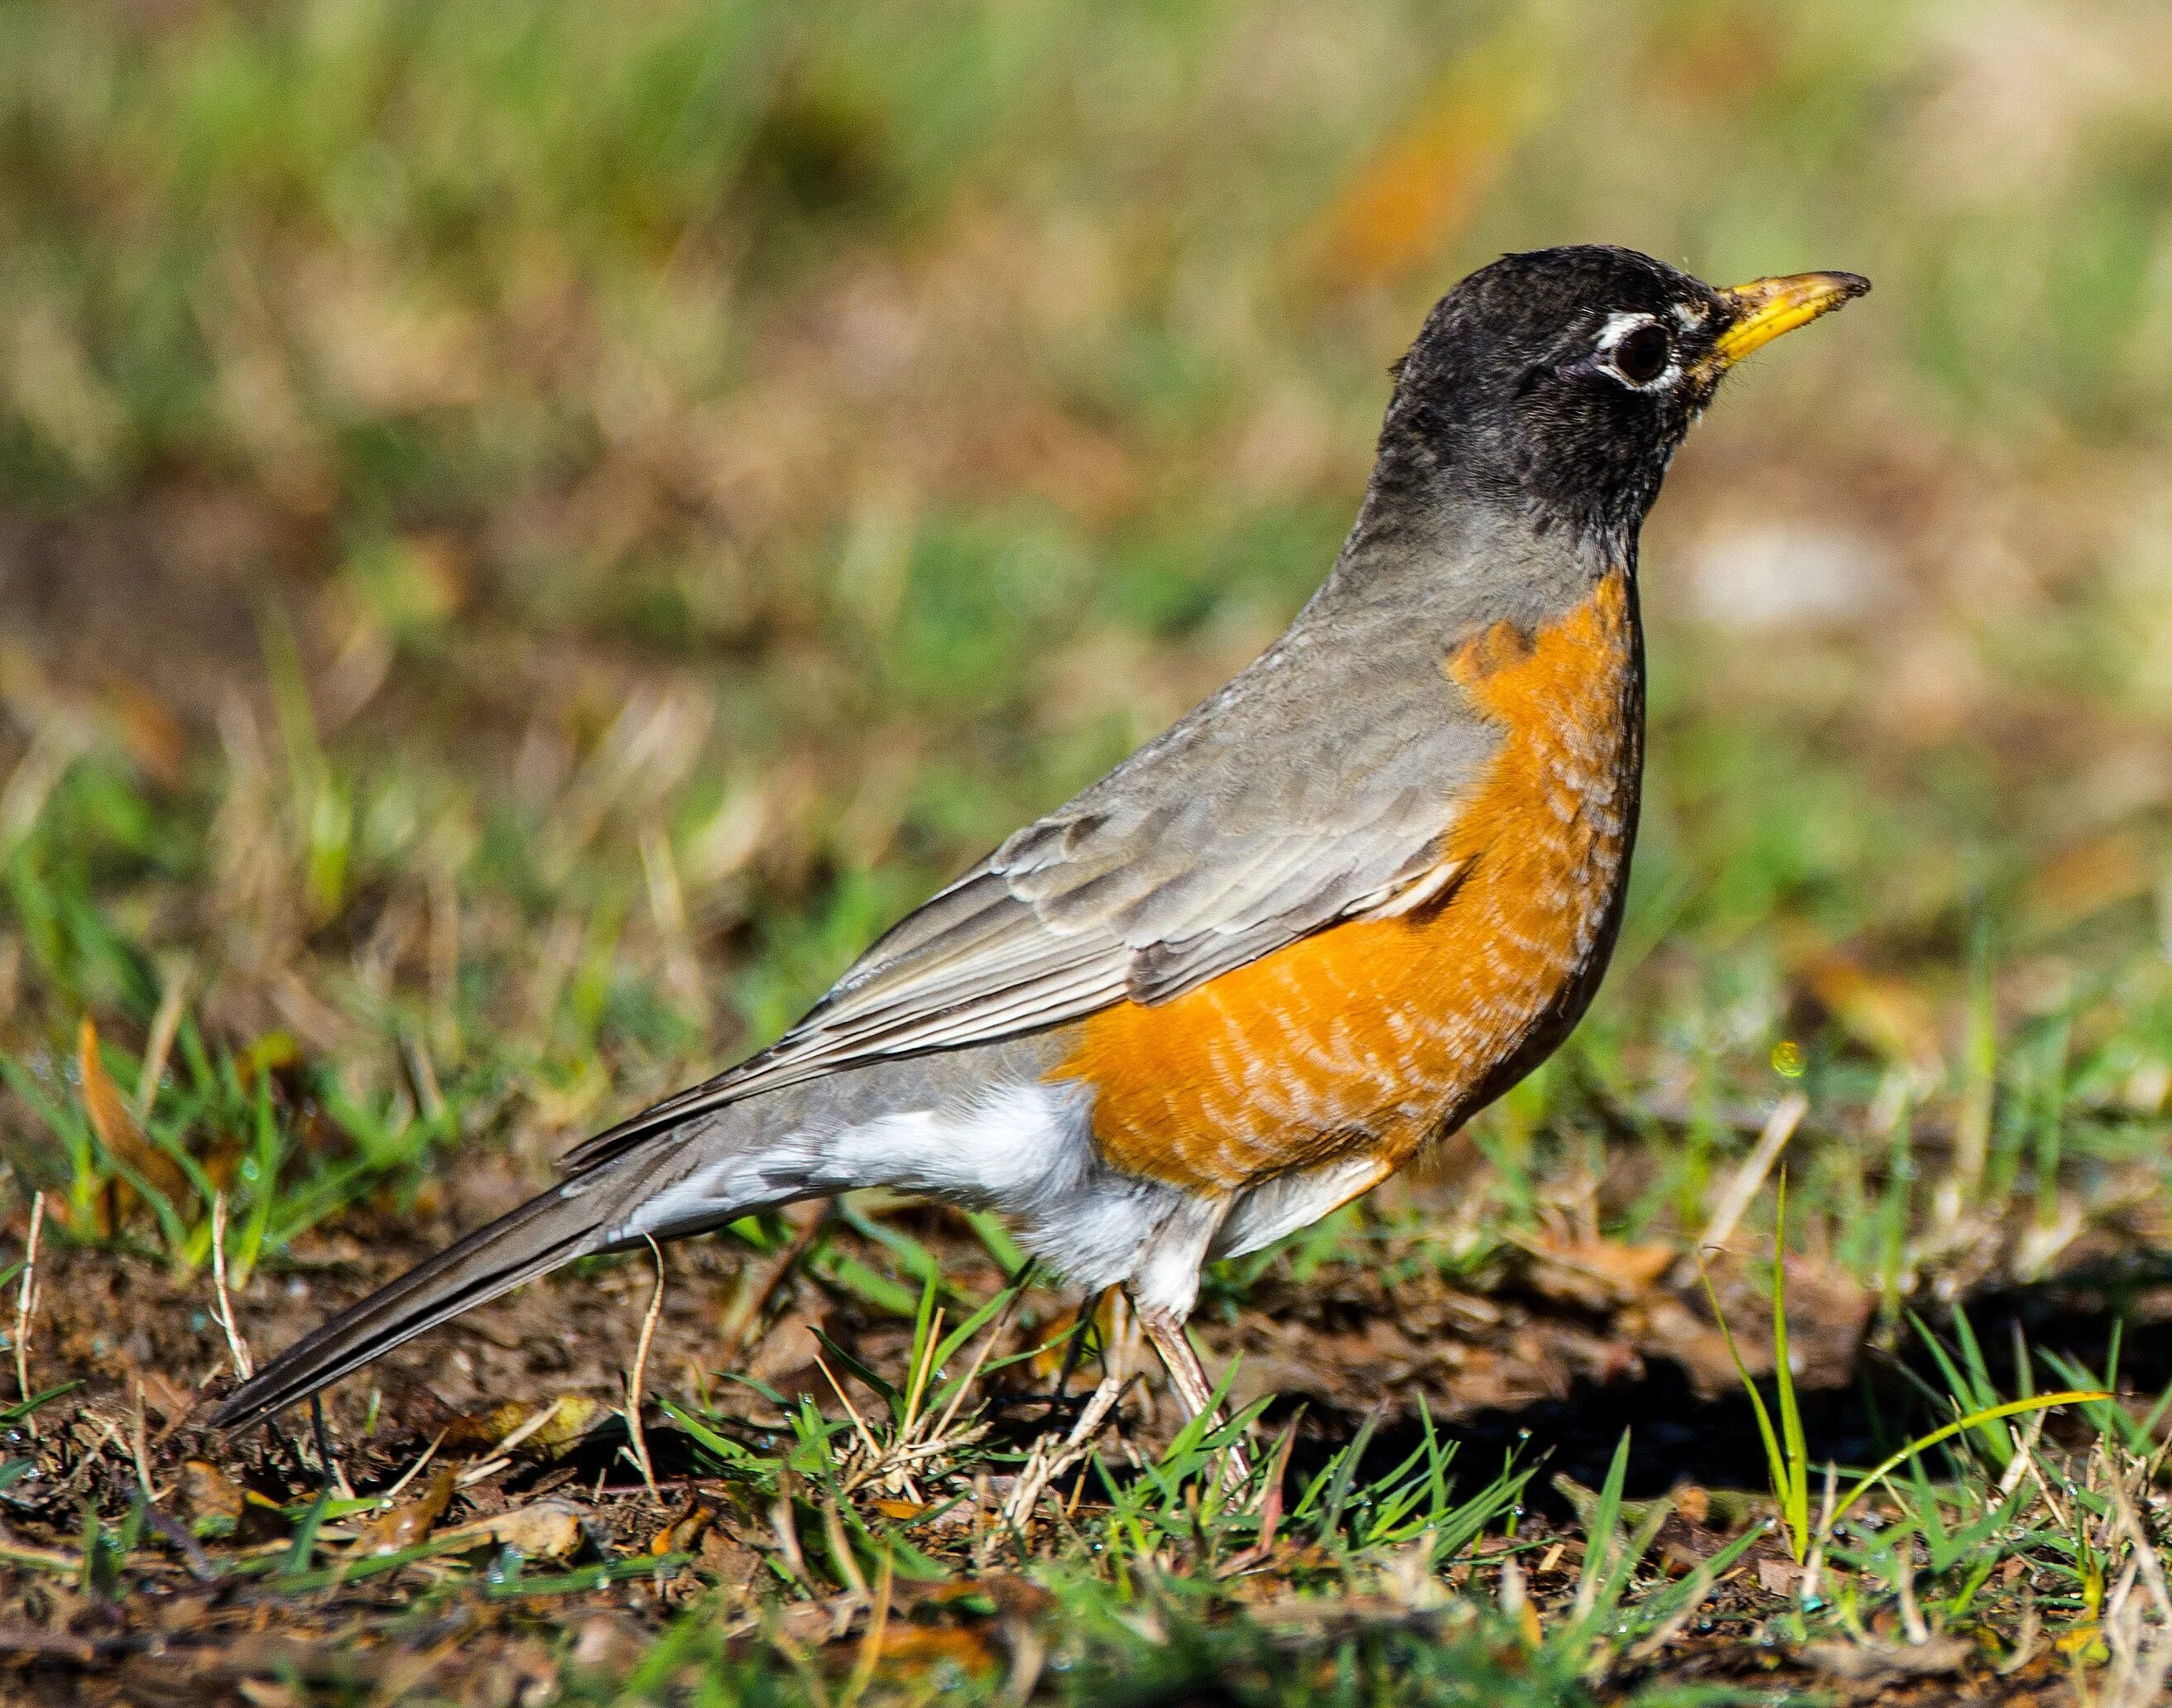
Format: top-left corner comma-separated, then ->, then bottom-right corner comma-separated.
560,598 -> 1499,1173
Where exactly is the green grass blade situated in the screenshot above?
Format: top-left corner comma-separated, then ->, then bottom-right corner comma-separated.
814,1250 -> 921,1319
656,1399 -> 774,1484
1909,1313 -> 2013,1471
1827,1390 -> 2108,1535
1315,1404 -> 1383,1547
274,1486 -> 335,1586
807,1327 -> 901,1411
930,1266 -> 1032,1374
1949,1305 -> 1996,1410
1574,1430 -> 1632,1614
1770,1173 -> 1809,1552
1698,1259 -> 1795,1558
1427,1456 -> 1537,1568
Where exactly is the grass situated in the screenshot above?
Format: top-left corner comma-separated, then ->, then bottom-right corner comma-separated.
1704,1177 -> 2110,1569
6,0 -> 2172,1701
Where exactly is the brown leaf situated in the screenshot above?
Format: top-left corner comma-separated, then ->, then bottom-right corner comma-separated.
353,1466 -> 456,1555
872,1624 -> 1002,1680
435,1498 -> 588,1561
651,1499 -> 717,1557
697,1527 -> 762,1582
136,1368 -> 199,1438
1545,1239 -> 1674,1294
1525,1236 -> 1675,1307
78,1015 -> 189,1226
1798,1636 -> 1972,1680
746,1309 -> 827,1387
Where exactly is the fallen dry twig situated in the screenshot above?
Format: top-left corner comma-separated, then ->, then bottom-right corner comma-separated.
1674,1091 -> 1806,1283
12,1190 -> 43,1437
625,1236 -> 667,1500
209,1191 -> 254,1380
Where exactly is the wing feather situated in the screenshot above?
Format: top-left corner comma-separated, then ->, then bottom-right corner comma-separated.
559,593 -> 1501,1173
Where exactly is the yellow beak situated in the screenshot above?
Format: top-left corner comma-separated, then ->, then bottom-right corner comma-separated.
1704,271 -> 1870,372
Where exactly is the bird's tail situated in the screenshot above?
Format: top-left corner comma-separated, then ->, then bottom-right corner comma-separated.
207,1152 -> 716,1432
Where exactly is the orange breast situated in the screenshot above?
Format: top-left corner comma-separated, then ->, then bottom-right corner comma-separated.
1055,568 -> 1641,1196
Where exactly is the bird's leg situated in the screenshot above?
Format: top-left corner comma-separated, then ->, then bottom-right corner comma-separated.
1104,1288 -> 1139,1389
1139,1307 -> 1250,1485
1138,1309 -> 1213,1415
1127,1192 -> 1249,1483
1050,1284 -> 1112,1406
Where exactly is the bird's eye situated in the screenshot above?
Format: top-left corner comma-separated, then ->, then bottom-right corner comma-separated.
1611,323 -> 1671,385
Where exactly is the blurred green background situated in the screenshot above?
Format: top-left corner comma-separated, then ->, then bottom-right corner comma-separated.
3,0 -> 2171,1276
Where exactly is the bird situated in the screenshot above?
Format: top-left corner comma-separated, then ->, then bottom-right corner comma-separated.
211,245 -> 1866,1437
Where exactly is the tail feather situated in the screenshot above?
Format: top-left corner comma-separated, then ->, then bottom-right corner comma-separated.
209,1053 -> 962,1432
209,1173 -> 633,1432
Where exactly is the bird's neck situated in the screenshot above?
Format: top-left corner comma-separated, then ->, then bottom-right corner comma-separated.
1326,457 -> 1631,631
1358,406 -> 1662,575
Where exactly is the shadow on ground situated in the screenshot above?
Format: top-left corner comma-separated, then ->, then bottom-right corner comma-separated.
358,1251 -> 2172,1511
1289,1257 -> 2172,1513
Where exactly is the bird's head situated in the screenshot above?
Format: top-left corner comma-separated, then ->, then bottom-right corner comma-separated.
1381,245 -> 1867,552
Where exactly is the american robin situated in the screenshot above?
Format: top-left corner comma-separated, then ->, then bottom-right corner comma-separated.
213,246 -> 1865,1433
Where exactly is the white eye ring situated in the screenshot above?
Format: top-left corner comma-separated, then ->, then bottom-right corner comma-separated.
1595,311 -> 1677,391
